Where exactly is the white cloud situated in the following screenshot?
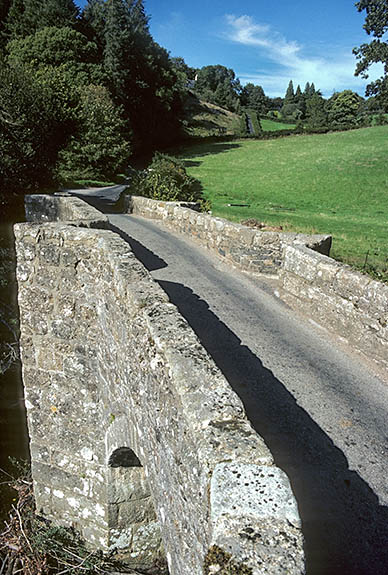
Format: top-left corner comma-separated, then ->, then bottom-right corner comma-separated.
224,14 -> 382,97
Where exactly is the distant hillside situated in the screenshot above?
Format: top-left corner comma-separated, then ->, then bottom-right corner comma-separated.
181,91 -> 244,138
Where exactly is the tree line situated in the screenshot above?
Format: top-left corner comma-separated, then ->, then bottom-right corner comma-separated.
0,0 -> 387,194
0,0 -> 186,192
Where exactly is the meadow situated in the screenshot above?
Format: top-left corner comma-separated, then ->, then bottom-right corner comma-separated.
261,118 -> 296,131
178,126 -> 388,281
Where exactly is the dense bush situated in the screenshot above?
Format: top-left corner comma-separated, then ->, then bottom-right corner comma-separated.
0,63 -> 72,191
375,113 -> 388,125
327,90 -> 363,129
134,153 -> 203,203
57,85 -> 131,181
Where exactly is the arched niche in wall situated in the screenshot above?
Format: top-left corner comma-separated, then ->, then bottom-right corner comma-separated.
107,445 -> 166,572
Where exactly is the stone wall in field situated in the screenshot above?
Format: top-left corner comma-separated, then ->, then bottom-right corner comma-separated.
127,195 -> 331,276
15,195 -> 305,575
127,195 -> 387,371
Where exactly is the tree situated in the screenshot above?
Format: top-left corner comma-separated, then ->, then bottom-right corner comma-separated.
195,65 -> 242,111
281,80 -> 302,119
0,63 -> 69,190
5,0 -> 79,39
81,0 -> 106,51
0,0 -> 12,48
327,90 -> 363,128
306,93 -> 328,129
353,0 -> 388,110
267,96 -> 283,112
7,26 -> 100,70
284,80 -> 295,103
6,25 -> 106,117
103,0 -> 181,148
240,83 -> 269,115
294,84 -> 306,117
57,84 -> 131,180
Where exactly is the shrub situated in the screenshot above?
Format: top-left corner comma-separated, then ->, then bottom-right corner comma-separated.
0,462 -> 124,575
375,113 -> 388,125
135,153 -> 203,203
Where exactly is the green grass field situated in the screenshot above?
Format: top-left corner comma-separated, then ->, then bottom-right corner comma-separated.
177,126 -> 388,282
260,118 -> 296,131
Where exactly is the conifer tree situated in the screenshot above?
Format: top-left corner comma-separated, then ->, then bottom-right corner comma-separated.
103,0 -> 180,148
284,79 -> 295,103
306,93 -> 327,129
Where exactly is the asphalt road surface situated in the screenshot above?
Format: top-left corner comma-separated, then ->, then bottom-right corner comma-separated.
71,190 -> 388,575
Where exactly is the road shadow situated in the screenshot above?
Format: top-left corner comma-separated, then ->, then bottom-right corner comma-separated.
109,224 -> 167,272
180,140 -> 241,159
70,192 -> 126,215
155,280 -> 388,575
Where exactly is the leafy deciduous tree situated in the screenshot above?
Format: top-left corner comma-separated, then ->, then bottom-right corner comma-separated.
353,0 -> 388,110
195,65 -> 242,112
5,0 -> 79,39
0,63 -> 69,189
57,84 -> 131,180
240,83 -> 269,115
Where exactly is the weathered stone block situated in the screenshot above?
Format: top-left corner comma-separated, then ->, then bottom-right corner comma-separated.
210,463 -> 304,575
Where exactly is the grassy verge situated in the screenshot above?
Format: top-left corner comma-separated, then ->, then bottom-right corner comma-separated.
176,126 -> 388,282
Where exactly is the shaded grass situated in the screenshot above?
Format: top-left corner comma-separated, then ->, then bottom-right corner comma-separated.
177,126 -> 388,282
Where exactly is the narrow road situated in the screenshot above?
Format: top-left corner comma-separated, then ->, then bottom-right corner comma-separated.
71,191 -> 388,575
246,113 -> 255,135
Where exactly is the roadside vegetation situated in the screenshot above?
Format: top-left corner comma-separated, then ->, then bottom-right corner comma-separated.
177,126 -> 388,282
0,462 -> 151,575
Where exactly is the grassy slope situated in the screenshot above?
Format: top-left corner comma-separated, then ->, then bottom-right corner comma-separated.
261,118 -> 296,131
181,92 -> 243,138
177,126 -> 388,281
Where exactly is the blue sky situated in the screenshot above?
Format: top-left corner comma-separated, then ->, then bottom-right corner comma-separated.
76,0 -> 383,98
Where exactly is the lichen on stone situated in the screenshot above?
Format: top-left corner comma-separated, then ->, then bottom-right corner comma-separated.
204,545 -> 253,575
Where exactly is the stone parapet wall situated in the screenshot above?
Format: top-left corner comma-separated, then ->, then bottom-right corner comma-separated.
25,194 -> 109,228
128,195 -> 387,371
280,245 -> 388,370
15,195 -> 305,575
128,196 -> 331,276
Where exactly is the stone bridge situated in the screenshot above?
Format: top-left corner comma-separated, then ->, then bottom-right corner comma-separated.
15,192 -> 388,575
15,195 -> 305,575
